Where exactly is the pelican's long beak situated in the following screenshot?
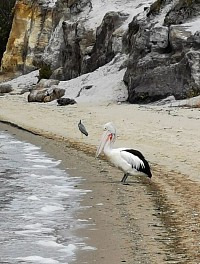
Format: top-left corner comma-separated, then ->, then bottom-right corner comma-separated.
95,130 -> 110,158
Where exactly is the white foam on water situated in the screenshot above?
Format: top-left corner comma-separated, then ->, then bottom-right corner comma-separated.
40,204 -> 65,213
37,240 -> 65,248
77,219 -> 89,222
23,144 -> 41,151
8,140 -> 22,144
0,134 -> 7,139
27,195 -> 41,200
39,175 -> 66,180
81,245 -> 97,251
29,173 -> 41,177
58,243 -> 77,256
0,131 -> 95,263
24,223 -> 43,229
15,227 -> 54,235
16,256 -> 62,264
33,164 -> 48,168
25,158 -> 61,165
55,192 -> 69,197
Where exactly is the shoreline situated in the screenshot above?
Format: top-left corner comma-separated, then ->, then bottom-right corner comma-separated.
0,93 -> 200,262
0,121 -> 168,263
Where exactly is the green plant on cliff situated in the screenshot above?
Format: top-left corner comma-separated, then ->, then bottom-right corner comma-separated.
147,0 -> 166,16
186,87 -> 200,98
184,0 -> 194,6
0,0 -> 16,65
38,63 -> 52,81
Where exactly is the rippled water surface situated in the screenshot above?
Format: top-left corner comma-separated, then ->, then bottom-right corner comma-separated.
0,131 -> 93,264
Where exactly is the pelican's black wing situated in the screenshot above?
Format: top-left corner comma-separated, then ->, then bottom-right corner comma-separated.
123,149 -> 152,178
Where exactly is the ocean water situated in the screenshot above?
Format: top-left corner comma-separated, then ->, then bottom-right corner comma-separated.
0,131 -> 95,264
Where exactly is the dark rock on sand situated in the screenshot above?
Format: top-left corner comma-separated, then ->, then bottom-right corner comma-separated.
57,97 -> 77,105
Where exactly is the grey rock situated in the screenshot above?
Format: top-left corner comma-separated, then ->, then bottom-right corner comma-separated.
150,26 -> 169,51
50,67 -> 65,81
57,97 -> 77,105
151,95 -> 176,106
193,31 -> 200,45
0,84 -> 13,94
123,2 -> 200,104
35,79 -> 60,89
81,11 -> 129,74
28,79 -> 64,102
61,21 -> 81,80
61,11 -> 129,79
169,25 -> 192,51
28,87 -> 65,103
164,1 -> 200,26
69,0 -> 92,14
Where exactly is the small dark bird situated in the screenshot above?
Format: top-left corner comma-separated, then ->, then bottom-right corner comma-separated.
78,120 -> 88,137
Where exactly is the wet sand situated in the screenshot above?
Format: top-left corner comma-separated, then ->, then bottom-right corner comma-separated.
0,93 -> 200,263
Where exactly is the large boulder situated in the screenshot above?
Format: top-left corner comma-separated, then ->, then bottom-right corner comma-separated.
0,84 -> 13,94
123,2 -> 200,104
164,0 -> 200,26
27,79 -> 64,102
28,86 -> 65,102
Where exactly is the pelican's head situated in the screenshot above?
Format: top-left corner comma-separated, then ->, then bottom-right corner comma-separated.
104,122 -> 116,135
95,122 -> 116,158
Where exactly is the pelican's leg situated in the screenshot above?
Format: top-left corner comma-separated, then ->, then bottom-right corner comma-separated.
120,174 -> 126,182
121,173 -> 128,183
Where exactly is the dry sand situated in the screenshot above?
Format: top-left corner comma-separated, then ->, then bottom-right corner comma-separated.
0,92 -> 200,263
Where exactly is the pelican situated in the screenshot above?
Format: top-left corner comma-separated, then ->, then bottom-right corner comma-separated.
78,120 -> 88,137
96,122 -> 152,183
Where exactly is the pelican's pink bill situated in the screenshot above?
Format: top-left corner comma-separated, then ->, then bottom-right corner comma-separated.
95,130 -> 110,158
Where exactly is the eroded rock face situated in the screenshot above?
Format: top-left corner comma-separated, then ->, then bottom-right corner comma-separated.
81,11 -> 129,74
61,21 -> 81,80
2,0 -> 200,103
1,0 -> 56,73
164,0 -> 200,26
61,11 -> 129,79
2,0 -> 128,81
123,1 -> 200,103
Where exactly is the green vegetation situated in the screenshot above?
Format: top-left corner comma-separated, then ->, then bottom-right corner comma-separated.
147,0 -> 166,17
0,0 -> 16,65
184,0 -> 194,6
38,63 -> 52,81
186,87 -> 200,98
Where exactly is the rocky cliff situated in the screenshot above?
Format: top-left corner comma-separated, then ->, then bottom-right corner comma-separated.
123,0 -> 200,103
1,0 -> 57,72
1,0 -> 200,103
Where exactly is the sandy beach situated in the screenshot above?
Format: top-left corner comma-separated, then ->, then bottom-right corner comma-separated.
0,92 -> 200,263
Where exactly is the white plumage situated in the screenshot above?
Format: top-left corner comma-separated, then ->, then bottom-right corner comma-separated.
96,122 -> 152,183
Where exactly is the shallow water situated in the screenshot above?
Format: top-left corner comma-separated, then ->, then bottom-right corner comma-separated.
0,131 -> 94,264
